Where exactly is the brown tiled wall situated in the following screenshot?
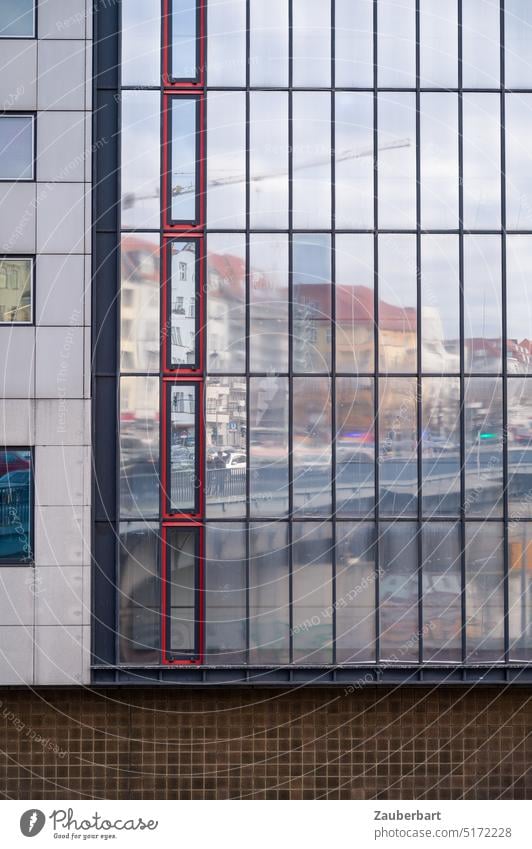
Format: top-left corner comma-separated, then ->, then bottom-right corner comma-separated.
0,687 -> 530,799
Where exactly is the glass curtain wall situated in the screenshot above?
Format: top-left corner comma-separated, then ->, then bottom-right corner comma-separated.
116,0 -> 532,669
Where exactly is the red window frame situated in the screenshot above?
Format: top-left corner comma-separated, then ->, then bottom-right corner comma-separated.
162,94 -> 205,231
162,0 -> 206,88
161,0 -> 206,665
161,376 -> 204,520
161,234 -> 205,374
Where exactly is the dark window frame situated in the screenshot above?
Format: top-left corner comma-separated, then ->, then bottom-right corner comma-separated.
0,446 -> 34,566
0,0 -> 36,39
0,254 -> 34,325
162,236 -> 203,372
0,113 -> 36,182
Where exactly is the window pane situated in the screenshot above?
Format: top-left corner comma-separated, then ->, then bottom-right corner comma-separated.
336,234 -> 374,373
207,234 -> 245,373
422,523 -> 462,662
422,377 -> 461,518
293,378 -> 332,517
205,523 -> 247,663
336,377 -> 375,517
292,523 -> 333,664
207,0 -> 246,85
508,379 -> 532,518
335,377 -> 375,516
464,236 -> 502,373
249,0 -> 288,87
420,0 -> 458,87
378,0 -> 416,87
120,234 -> 160,373
378,94 -> 416,229
121,92 -> 159,229
0,0 -> 34,37
420,93 -> 459,229
250,234 -> 288,373
169,384 -> 197,513
168,528 -> 197,655
421,235 -> 460,374
0,448 -> 32,563
464,377 -> 503,516
378,235 -> 417,374
378,378 -> 418,517
335,93 -> 374,230
505,0 -> 532,88
118,522 -> 160,663
205,377 -> 247,518
250,377 -> 289,518
506,94 -> 532,230
293,234 -> 331,373
462,0 -> 500,87
207,92 -> 246,228
292,0 -> 331,87
506,236 -> 532,376
379,522 -> 419,662
465,522 -> 504,661
170,240 -> 198,368
170,98 -> 197,222
463,94 -> 501,229
336,523 -> 376,663
171,0 -> 197,79
119,376 -> 159,519
249,522 -> 290,663
121,0 -> 160,85
509,522 -> 532,661
250,92 -> 288,229
335,0 -> 373,87
0,116 -> 33,180
0,258 -> 31,323
292,93 -> 331,229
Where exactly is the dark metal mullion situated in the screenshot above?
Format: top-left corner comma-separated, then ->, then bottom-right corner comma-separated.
415,0 -> 423,665
244,0 -> 251,665
458,0 -> 467,666
331,0 -> 337,666
373,0 -> 380,666
501,0 -> 510,663
288,0 -> 294,665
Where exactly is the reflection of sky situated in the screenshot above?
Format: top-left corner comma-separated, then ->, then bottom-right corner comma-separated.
250,91 -> 288,228
207,0 -> 247,86
207,92 -> 246,228
506,0 -> 532,87
171,98 -> 197,221
464,237 -> 502,339
335,92 -> 373,229
292,0 -> 331,86
506,94 -> 532,229
420,93 -> 459,229
378,93 -> 416,229
0,117 -> 33,179
419,1 -> 457,87
335,0 -> 373,87
292,93 -> 331,229
172,0 -> 197,78
250,0 -> 288,86
378,0 -> 416,87
121,0 -> 160,85
462,0 -> 500,87
463,94 -> 501,228
121,92 -> 160,229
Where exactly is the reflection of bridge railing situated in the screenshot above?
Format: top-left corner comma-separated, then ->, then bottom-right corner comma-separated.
205,467 -> 246,499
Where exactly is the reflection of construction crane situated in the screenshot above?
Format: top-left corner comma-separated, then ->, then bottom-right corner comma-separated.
123,138 -> 411,207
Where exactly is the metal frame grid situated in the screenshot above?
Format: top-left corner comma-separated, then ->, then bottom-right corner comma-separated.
91,0 -> 532,685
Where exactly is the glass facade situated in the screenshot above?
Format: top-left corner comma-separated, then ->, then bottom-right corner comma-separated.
109,0 -> 532,677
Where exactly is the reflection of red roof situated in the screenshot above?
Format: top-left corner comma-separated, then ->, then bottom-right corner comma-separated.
121,234 -> 160,282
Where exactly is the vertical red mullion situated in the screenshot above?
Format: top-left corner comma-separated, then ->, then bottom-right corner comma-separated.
161,0 -> 205,666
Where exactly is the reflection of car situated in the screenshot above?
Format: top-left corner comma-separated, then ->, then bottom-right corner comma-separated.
0,452 -> 30,478
0,470 -> 30,491
225,453 -> 246,469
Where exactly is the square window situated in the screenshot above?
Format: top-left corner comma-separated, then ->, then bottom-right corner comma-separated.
0,0 -> 34,38
0,449 -> 33,564
0,258 -> 32,323
0,115 -> 34,180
